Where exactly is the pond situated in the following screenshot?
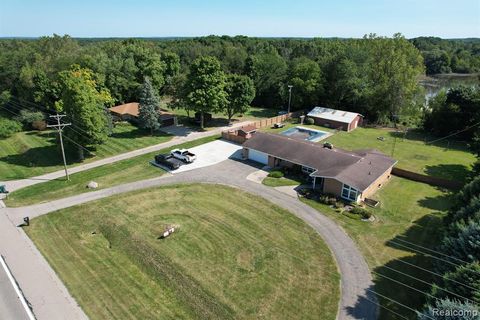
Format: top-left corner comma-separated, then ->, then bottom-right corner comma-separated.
420,73 -> 479,101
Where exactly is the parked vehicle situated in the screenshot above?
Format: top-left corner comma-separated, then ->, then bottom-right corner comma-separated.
171,149 -> 197,163
154,154 -> 181,170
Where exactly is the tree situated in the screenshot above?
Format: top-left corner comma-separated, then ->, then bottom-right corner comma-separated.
431,262 -> 480,304
437,221 -> 480,273
138,78 -> 160,135
283,57 -> 323,110
418,298 -> 479,320
57,65 -> 113,160
224,74 -> 255,123
246,50 -> 287,108
366,34 -> 425,124
185,56 -> 227,129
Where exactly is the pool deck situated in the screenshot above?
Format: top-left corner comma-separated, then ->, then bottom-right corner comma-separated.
281,126 -> 332,142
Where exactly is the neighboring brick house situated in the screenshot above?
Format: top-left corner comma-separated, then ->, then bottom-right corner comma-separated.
109,102 -> 177,127
242,132 -> 396,203
307,107 -> 363,132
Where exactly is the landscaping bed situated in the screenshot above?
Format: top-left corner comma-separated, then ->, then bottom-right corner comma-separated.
26,184 -> 340,320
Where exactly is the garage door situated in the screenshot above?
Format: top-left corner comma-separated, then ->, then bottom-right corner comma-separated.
248,149 -> 269,165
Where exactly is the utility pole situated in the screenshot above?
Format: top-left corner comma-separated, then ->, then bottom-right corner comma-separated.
47,114 -> 71,181
287,85 -> 293,114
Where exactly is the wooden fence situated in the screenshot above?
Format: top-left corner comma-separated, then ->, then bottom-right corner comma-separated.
221,131 -> 247,144
391,167 -> 463,190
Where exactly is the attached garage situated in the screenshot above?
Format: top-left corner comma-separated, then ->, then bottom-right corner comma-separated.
247,149 -> 269,165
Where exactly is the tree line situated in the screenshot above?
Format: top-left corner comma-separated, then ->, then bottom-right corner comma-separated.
411,37 -> 480,75
0,34 -> 425,125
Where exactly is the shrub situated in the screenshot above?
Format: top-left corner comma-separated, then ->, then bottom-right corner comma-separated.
304,117 -> 314,125
318,194 -> 337,206
15,110 -> 45,127
0,118 -> 22,138
268,171 -> 284,178
350,207 -> 372,219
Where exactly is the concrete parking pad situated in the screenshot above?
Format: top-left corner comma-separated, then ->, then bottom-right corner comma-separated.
170,140 -> 243,174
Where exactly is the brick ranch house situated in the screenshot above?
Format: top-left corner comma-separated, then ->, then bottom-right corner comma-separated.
243,132 -> 397,203
109,102 -> 177,127
307,107 -> 363,132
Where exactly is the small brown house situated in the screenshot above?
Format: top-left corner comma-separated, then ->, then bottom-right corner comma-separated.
109,102 -> 177,127
307,107 -> 363,132
243,132 -> 396,203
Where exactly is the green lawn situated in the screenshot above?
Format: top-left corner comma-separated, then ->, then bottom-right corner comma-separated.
302,177 -> 451,319
262,176 -> 303,187
26,184 -> 340,320
263,124 -> 476,182
0,122 -> 172,181
5,135 -> 219,207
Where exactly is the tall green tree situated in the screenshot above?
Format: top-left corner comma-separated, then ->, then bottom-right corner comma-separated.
138,78 -> 161,135
185,56 -> 227,129
57,65 -> 113,160
418,298 -> 479,320
366,34 -> 425,124
224,74 -> 255,123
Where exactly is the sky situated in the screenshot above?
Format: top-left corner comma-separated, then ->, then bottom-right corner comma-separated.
0,0 -> 479,38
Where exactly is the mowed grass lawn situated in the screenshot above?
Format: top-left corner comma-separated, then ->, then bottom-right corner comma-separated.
303,177 -> 451,319
5,135 -> 219,207
27,184 -> 340,320
265,124 -> 476,182
0,122 -> 172,181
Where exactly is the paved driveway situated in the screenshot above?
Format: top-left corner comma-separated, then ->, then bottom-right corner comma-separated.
169,140 -> 243,174
5,159 -> 378,320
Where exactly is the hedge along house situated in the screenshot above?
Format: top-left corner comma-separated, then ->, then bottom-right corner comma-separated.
307,107 -> 363,132
109,102 -> 177,127
243,132 -> 397,203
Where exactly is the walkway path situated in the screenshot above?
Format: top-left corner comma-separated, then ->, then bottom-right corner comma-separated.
1,122 -> 252,193
2,159 -> 378,320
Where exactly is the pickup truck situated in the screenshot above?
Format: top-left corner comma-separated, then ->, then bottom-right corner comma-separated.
171,149 -> 197,163
154,154 -> 182,170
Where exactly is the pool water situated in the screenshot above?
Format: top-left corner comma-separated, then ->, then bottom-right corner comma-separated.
280,126 -> 329,142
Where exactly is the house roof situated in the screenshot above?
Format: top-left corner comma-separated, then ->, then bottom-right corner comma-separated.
307,107 -> 362,124
243,132 -> 396,191
109,102 -> 140,117
109,102 -> 175,119
239,124 -> 257,133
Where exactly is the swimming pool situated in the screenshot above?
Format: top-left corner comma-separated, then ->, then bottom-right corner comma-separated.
280,126 -> 330,142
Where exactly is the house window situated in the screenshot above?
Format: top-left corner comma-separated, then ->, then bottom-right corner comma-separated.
302,166 -> 315,174
341,184 -> 359,202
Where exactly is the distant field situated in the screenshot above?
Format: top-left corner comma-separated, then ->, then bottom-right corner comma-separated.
265,123 -> 476,182
0,122 -> 172,181
27,184 -> 340,320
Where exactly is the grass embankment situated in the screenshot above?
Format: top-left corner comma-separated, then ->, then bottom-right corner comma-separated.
264,124 -> 476,182
6,135 -> 218,207
303,176 -> 451,319
0,122 -> 172,181
27,184 -> 340,320
262,176 -> 303,187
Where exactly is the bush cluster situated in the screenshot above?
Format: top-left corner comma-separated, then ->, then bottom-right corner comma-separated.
0,118 -> 22,138
318,194 -> 338,206
268,171 -> 284,178
304,117 -> 314,125
350,207 -> 372,219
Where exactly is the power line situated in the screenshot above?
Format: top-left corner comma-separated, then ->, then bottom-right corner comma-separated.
425,121 -> 480,145
389,239 -> 480,274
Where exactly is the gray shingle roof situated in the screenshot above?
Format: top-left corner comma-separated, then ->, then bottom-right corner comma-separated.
243,132 -> 396,191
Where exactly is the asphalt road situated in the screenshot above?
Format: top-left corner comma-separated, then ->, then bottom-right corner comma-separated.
0,261 -> 30,320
